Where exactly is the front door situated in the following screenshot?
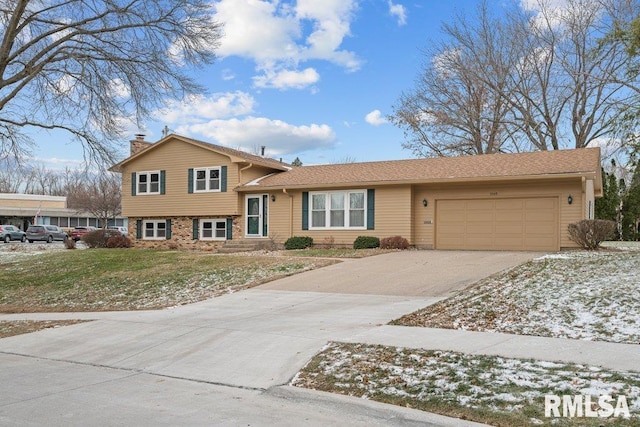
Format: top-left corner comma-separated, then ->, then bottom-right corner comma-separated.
246,195 -> 268,237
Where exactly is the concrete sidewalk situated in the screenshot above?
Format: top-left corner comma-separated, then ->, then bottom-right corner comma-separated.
349,325 -> 640,373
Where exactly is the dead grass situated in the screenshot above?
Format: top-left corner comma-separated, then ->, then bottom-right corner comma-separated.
293,342 -> 640,426
0,320 -> 88,338
392,250 -> 640,344
0,249 -> 337,312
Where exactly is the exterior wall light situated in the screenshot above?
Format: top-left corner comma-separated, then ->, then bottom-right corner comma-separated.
422,199 -> 428,207
271,194 -> 276,202
567,195 -> 573,205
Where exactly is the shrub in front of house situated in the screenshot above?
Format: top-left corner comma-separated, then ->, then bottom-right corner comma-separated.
353,236 -> 380,249
105,235 -> 133,248
568,219 -> 616,250
380,236 -> 410,250
64,238 -> 76,250
284,236 -> 314,250
82,229 -> 122,248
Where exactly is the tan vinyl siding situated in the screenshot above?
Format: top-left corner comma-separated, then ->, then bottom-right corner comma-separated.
240,165 -> 281,185
255,186 -> 412,246
121,141 -> 240,217
412,179 -> 584,250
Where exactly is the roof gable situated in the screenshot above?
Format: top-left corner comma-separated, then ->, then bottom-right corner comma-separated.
111,134 -> 290,172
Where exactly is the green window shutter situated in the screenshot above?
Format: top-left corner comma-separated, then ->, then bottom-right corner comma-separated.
367,189 -> 375,230
221,166 -> 228,192
136,220 -> 142,239
302,192 -> 309,230
191,218 -> 200,240
226,218 -> 233,240
131,172 -> 137,196
166,219 -> 172,239
160,170 -> 166,195
188,168 -> 194,194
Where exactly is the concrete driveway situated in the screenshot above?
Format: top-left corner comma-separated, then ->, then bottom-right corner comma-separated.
261,250 -> 540,296
0,250 -> 537,426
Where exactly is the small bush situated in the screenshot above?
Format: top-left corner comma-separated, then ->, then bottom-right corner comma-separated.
353,236 -> 380,249
380,236 -> 410,250
568,219 -> 616,250
284,236 -> 314,250
82,229 -> 121,248
320,236 -> 335,249
64,238 -> 76,250
105,235 -> 132,248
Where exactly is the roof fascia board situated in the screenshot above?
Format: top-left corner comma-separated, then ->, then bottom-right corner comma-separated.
235,172 -> 593,192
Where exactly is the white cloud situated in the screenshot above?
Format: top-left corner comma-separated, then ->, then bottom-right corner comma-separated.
157,92 -> 256,124
177,116 -> 336,155
221,69 -> 235,81
212,0 -> 361,90
388,1 -> 407,26
365,110 -> 388,126
253,67 -> 320,90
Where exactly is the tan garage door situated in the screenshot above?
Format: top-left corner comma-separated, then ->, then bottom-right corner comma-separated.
436,198 -> 558,251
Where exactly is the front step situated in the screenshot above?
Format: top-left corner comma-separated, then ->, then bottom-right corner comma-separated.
218,239 -> 266,253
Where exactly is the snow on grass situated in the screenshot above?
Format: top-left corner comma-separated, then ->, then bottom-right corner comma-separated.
393,250 -> 640,344
293,342 -> 640,426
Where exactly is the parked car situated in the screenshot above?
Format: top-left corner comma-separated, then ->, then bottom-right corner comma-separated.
0,225 -> 27,243
26,225 -> 68,243
71,226 -> 97,241
107,226 -> 128,236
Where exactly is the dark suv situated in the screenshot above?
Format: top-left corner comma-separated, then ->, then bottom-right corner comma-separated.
26,225 -> 68,243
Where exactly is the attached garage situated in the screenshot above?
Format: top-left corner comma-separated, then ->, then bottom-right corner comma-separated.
436,197 -> 559,251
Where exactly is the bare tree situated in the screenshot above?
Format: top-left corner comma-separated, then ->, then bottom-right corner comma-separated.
391,0 -> 640,157
391,3 -> 517,157
0,1 -> 222,164
68,172 -> 122,228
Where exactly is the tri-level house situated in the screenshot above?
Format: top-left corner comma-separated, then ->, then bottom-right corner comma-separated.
110,134 -> 602,251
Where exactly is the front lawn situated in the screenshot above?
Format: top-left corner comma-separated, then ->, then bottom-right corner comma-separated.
392,250 -> 640,344
293,342 -> 640,426
0,249 -> 336,312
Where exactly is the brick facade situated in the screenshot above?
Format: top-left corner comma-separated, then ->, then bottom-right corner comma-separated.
129,216 -> 242,250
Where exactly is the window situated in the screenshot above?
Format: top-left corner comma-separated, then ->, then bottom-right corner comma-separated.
309,190 -> 366,229
194,167 -> 220,192
144,220 -> 166,240
137,171 -> 161,195
200,219 -> 227,240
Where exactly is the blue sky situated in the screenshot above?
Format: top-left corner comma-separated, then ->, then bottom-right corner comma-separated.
37,0 -> 527,168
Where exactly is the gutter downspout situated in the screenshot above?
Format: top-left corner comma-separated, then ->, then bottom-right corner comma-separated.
283,188 -> 293,238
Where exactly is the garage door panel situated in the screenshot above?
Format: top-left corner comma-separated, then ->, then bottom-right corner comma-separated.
495,199 -> 524,210
526,198 -> 556,209
497,224 -> 524,234
468,211 -> 493,222
436,198 -> 558,251
495,211 -> 524,221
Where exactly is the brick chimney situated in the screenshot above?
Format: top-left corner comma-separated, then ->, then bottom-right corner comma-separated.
130,134 -> 152,156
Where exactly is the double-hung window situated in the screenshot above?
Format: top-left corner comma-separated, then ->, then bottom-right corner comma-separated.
200,219 -> 227,240
310,190 -> 366,229
194,167 -> 220,192
144,220 -> 166,239
137,171 -> 161,195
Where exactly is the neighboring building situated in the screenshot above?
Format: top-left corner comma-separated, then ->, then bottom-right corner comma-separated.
0,193 -> 127,232
110,134 -> 603,251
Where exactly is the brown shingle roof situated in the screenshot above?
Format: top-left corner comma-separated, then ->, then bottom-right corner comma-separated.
238,148 -> 601,190
111,134 -> 290,172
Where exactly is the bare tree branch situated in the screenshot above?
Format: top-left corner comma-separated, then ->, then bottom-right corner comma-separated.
0,0 -> 222,165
